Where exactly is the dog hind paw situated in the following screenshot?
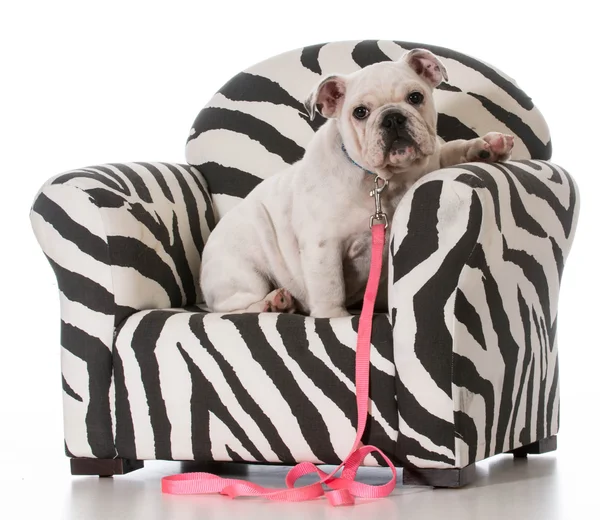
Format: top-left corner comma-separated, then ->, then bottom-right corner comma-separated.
262,288 -> 296,313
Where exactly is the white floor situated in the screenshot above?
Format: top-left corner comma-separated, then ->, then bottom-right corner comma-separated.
1,439 -> 593,519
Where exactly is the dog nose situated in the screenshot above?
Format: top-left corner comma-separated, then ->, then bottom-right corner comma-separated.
382,112 -> 407,129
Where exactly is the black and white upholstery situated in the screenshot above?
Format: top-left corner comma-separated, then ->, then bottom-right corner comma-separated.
30,40 -> 578,480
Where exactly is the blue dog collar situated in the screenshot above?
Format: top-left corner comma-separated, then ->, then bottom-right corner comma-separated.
341,144 -> 377,176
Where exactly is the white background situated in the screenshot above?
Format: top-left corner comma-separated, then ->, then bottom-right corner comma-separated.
1,0 -> 599,515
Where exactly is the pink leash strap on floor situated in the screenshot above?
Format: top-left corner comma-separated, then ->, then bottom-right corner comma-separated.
163,200 -> 395,506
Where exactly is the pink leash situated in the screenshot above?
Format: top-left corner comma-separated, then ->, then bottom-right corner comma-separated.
163,177 -> 394,506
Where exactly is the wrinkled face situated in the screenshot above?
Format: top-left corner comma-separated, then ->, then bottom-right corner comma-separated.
306,49 -> 448,180
341,62 -> 439,177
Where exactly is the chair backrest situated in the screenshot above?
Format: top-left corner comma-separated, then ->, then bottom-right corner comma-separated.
186,40 -> 551,218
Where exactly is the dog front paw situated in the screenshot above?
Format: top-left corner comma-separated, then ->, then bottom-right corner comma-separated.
466,132 -> 514,163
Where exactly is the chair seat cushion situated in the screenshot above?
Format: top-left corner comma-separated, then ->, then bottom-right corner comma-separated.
113,308 -> 398,466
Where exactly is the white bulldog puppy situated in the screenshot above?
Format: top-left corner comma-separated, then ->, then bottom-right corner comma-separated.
201,49 -> 513,317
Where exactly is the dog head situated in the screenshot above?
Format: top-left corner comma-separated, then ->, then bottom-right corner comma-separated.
305,49 -> 447,180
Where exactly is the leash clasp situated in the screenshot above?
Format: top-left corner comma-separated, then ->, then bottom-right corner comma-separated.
369,176 -> 388,228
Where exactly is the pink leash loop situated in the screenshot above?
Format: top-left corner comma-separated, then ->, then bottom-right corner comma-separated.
162,222 -> 395,506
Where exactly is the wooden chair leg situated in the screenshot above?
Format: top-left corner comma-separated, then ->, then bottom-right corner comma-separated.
70,458 -> 144,477
510,435 -> 557,458
402,463 -> 476,488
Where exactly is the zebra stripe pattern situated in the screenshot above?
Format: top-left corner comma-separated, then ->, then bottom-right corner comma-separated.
186,39 -> 552,219
113,310 -> 396,465
390,160 -> 577,468
30,162 -> 215,458
30,160 -> 578,468
30,41 -> 579,470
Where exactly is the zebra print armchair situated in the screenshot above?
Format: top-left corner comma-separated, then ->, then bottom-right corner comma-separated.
30,40 -> 579,486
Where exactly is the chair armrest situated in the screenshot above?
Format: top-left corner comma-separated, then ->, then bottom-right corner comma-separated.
31,162 -> 215,326
388,160 -> 579,469
30,162 -> 215,458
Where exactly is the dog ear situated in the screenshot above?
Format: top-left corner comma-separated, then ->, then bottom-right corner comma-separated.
304,75 -> 346,120
402,49 -> 448,88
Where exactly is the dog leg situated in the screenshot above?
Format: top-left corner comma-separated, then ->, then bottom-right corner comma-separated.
440,132 -> 514,167
301,240 -> 350,318
202,262 -> 272,313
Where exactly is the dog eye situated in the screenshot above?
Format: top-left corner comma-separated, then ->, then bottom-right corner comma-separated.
407,92 -> 424,105
352,106 -> 369,120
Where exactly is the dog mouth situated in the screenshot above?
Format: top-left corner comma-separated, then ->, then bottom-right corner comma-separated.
384,132 -> 420,164
387,135 -> 415,155
364,117 -> 431,177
